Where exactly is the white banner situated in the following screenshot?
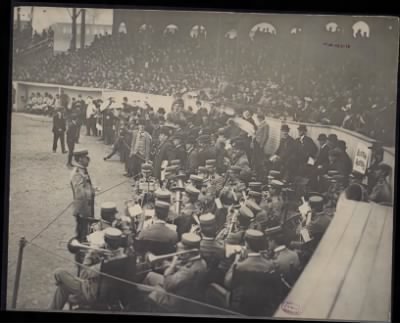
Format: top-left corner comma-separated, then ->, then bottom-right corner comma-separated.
353,142 -> 371,174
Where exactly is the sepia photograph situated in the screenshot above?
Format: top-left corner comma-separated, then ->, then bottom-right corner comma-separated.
6,3 -> 399,322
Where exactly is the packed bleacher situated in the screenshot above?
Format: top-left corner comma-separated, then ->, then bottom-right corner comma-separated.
13,29 -> 396,145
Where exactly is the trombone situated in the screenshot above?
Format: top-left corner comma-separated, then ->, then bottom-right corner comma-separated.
146,249 -> 199,265
64,238 -> 112,255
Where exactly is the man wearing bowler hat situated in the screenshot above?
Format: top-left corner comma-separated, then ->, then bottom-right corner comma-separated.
272,124 -> 299,182
296,124 -> 318,175
70,149 -> 96,242
315,133 -> 330,169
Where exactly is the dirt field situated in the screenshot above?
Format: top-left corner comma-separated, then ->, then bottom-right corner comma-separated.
7,113 -> 133,310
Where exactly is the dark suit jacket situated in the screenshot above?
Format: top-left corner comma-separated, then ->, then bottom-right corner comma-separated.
316,143 -> 330,167
52,114 -> 66,133
153,140 -> 176,179
296,136 -> 318,163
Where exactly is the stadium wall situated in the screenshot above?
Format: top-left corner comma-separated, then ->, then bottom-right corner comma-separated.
12,81 -> 395,191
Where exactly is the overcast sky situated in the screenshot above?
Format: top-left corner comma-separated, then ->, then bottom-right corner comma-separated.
15,7 -> 113,31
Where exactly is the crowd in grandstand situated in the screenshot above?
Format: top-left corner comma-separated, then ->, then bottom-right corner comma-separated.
14,28 -> 396,145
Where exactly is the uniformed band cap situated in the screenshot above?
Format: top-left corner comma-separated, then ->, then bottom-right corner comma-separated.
248,190 -> 262,198
181,233 -> 201,248
327,170 -> 340,176
239,205 -> 254,219
101,202 -> 118,213
198,166 -> 208,173
73,149 -> 89,157
154,189 -> 171,199
248,182 -> 263,190
246,200 -> 262,213
155,200 -> 170,210
142,163 -> 153,171
189,174 -> 204,183
205,159 -> 216,166
269,170 -> 281,177
185,185 -> 200,196
264,225 -> 282,237
309,195 -> 324,207
270,180 -> 285,187
104,227 -> 123,240
165,165 -> 179,173
230,166 -> 242,173
199,213 -> 216,226
350,171 -> 364,179
245,229 -> 264,241
170,160 -> 181,166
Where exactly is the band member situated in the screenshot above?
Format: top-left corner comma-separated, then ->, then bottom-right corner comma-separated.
369,163 -> 392,205
175,185 -> 201,239
143,233 -> 208,314
70,149 -> 96,242
52,108 -> 67,154
224,229 -> 278,316
260,180 -> 285,229
129,119 -> 152,179
265,226 -> 301,286
137,201 -> 178,255
198,213 -> 227,284
205,159 -> 224,197
90,202 -> 118,233
154,188 -> 178,224
306,194 -> 332,244
49,228 -> 126,310
226,205 -> 254,245
171,133 -> 187,167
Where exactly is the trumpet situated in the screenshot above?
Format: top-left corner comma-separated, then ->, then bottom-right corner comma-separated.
65,237 -> 112,255
146,249 -> 199,265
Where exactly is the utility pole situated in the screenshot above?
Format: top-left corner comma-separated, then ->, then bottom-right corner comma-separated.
80,9 -> 86,50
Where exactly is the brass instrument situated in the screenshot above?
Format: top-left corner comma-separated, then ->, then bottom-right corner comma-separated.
146,249 -> 199,265
66,237 -> 112,255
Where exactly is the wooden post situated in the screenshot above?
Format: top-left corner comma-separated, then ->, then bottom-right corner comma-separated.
11,237 -> 27,309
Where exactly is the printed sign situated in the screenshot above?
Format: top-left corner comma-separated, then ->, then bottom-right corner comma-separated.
353,143 -> 370,175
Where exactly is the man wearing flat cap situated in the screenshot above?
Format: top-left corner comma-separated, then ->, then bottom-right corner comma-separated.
143,233 -> 208,313
224,229 -> 278,316
70,149 -> 96,242
271,124 -> 299,182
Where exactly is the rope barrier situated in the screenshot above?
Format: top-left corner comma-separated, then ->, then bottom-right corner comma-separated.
27,240 -> 244,316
